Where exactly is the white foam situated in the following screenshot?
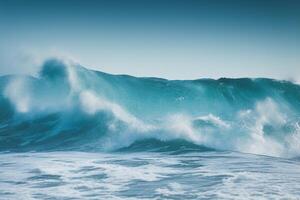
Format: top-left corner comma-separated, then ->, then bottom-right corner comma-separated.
162,114 -> 202,143
195,113 -> 231,129
79,90 -> 152,132
4,78 -> 31,113
156,182 -> 185,197
237,98 -> 288,157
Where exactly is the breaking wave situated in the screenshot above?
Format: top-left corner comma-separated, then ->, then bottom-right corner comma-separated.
1,59 -> 300,157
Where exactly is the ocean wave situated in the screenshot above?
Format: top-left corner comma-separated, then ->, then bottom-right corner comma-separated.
1,58 -> 300,157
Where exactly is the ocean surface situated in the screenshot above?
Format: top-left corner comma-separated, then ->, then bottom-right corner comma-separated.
1,59 -> 300,199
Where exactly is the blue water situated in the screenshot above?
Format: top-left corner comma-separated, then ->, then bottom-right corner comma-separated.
1,59 -> 300,199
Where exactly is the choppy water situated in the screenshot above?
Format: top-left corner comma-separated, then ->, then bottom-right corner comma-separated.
1,59 -> 300,199
1,151 -> 300,200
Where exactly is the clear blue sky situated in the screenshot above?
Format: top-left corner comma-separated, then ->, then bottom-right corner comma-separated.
0,0 -> 299,80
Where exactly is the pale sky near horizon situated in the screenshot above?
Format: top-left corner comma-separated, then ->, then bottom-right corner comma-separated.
0,0 -> 299,80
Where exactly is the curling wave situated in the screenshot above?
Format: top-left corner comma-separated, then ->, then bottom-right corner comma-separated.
1,59 -> 300,157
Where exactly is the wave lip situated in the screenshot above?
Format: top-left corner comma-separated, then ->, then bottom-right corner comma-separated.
1,58 -> 300,157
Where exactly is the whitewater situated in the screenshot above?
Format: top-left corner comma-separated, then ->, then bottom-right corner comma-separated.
1,59 -> 300,199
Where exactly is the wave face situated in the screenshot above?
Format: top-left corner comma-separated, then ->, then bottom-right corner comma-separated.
1,59 -> 300,157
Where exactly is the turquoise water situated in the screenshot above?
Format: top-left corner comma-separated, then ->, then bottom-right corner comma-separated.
1,151 -> 300,199
1,59 -> 300,199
